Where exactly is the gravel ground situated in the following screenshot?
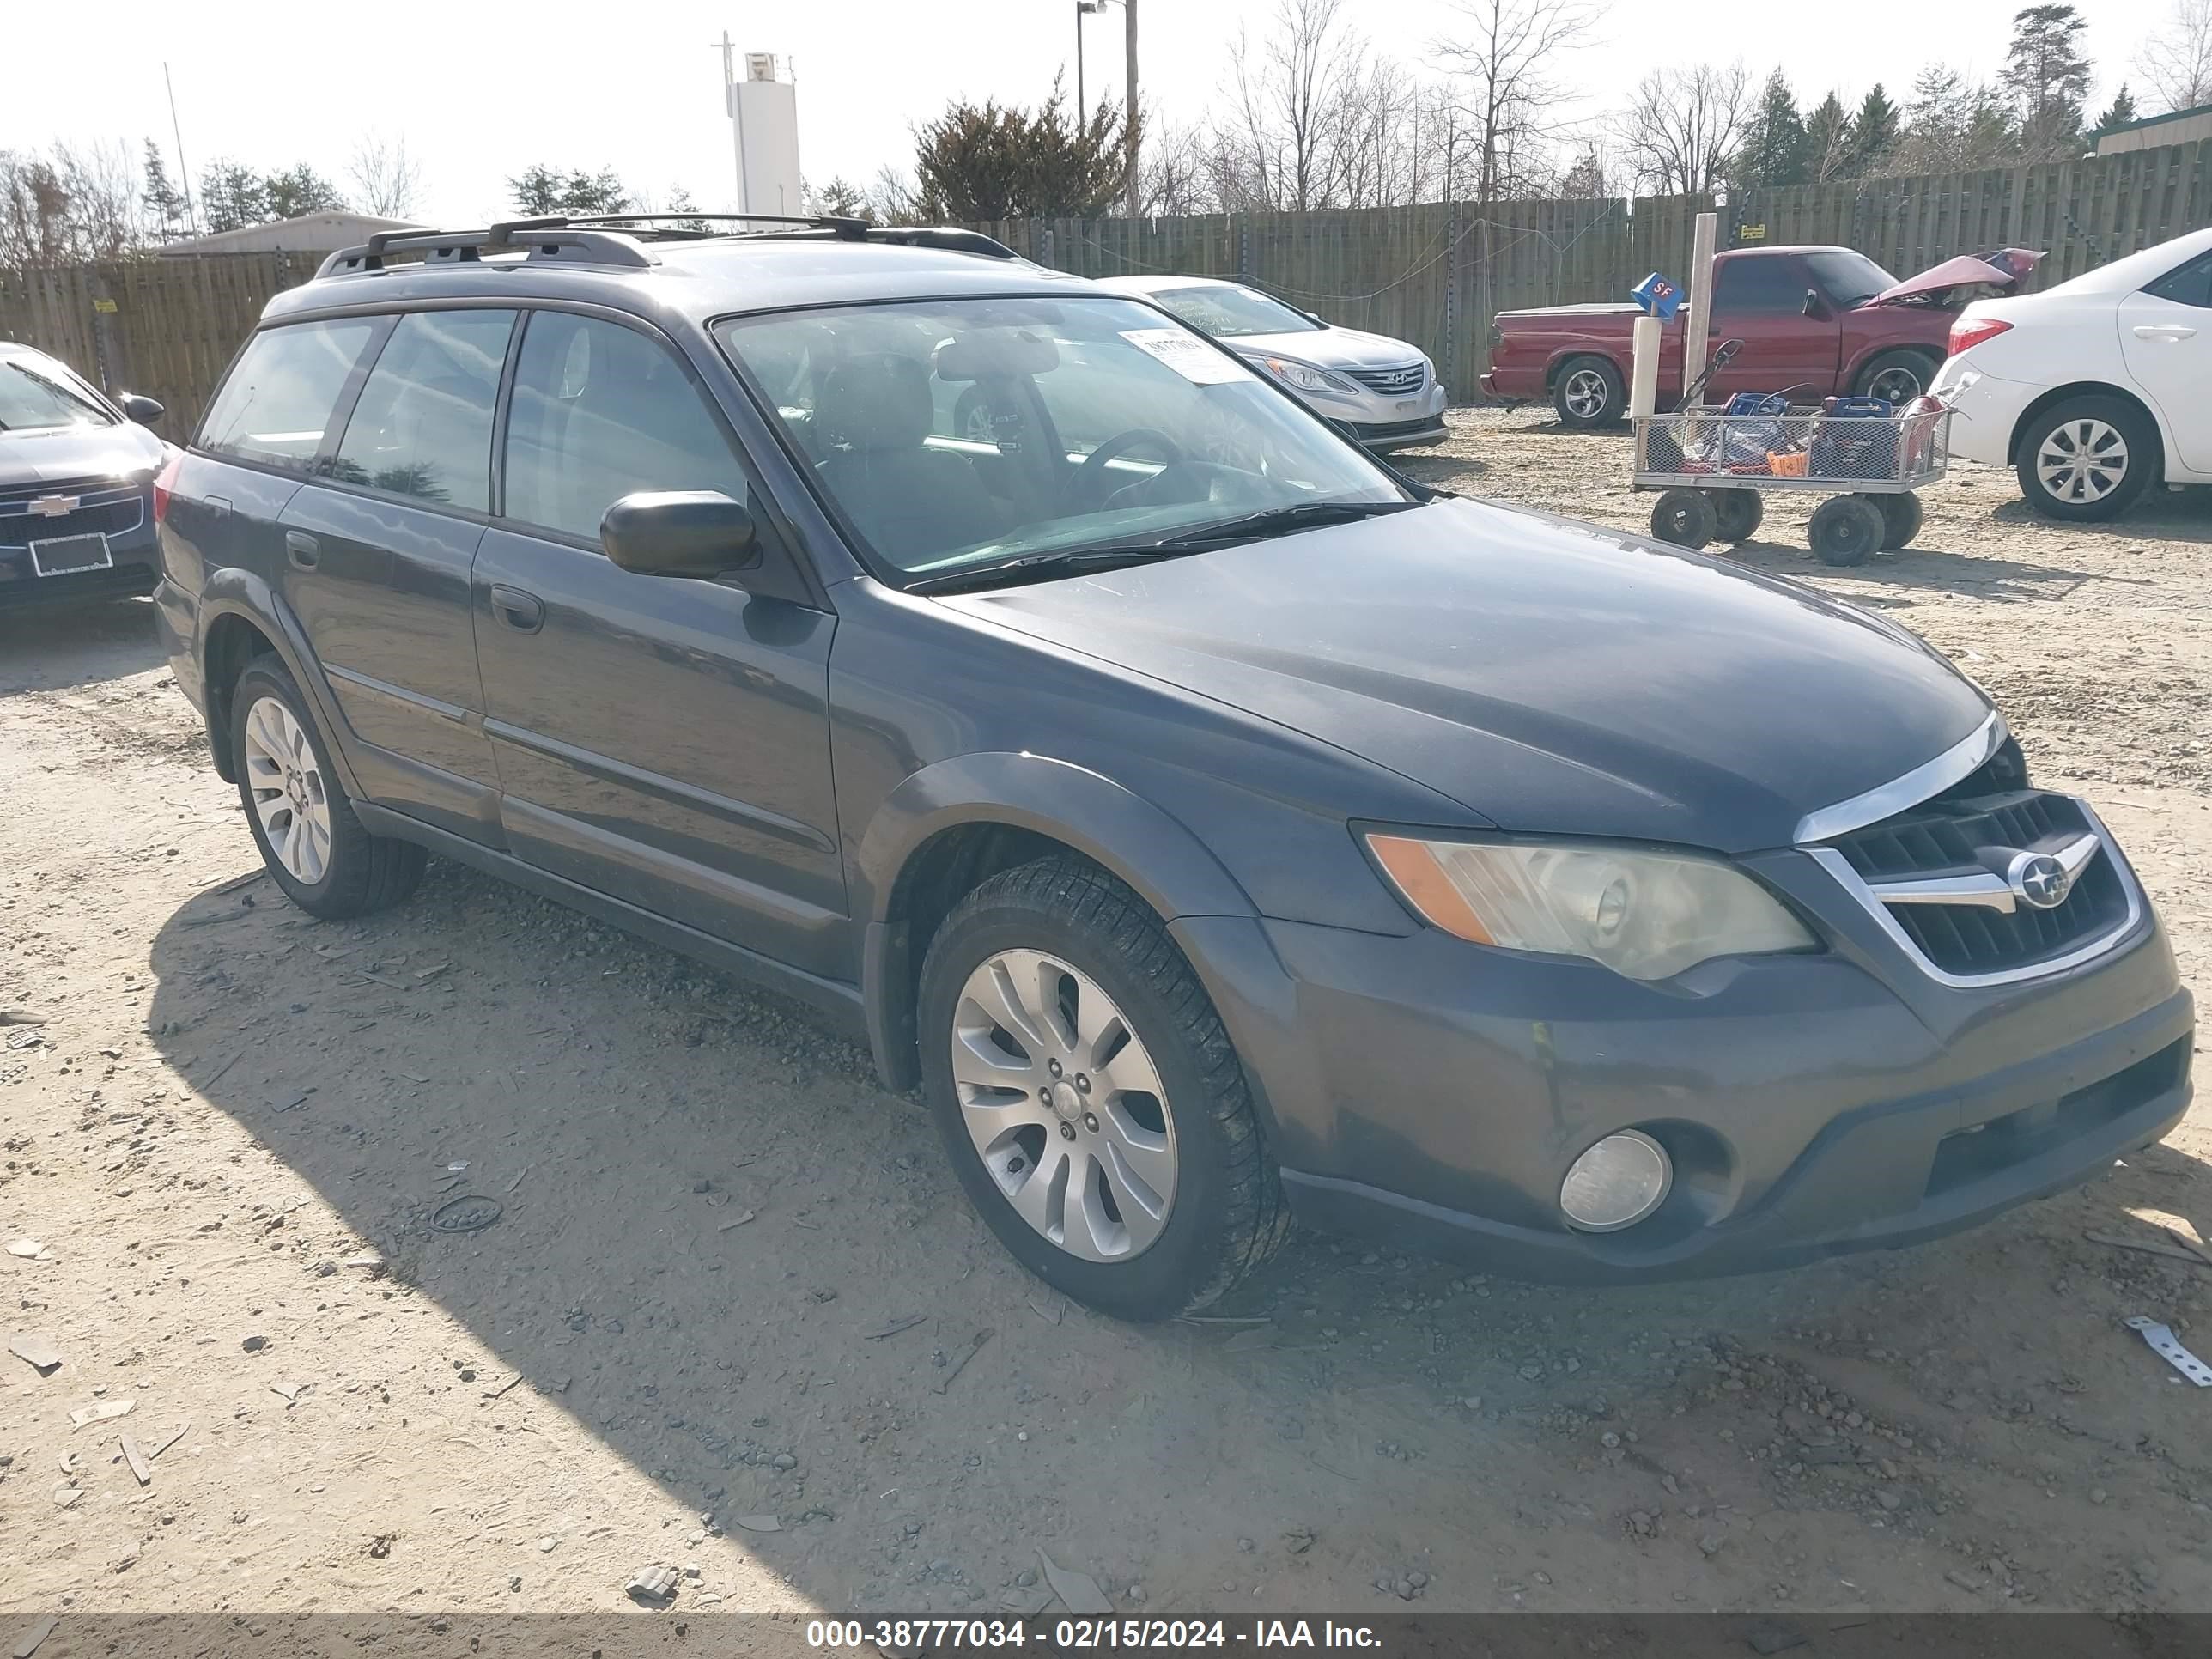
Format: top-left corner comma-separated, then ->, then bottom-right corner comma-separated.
3,405 -> 2209,1626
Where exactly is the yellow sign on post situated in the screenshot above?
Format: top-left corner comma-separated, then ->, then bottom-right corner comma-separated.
92,298 -> 118,313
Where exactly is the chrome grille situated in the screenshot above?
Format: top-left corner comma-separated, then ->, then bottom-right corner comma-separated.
1345,362 -> 1426,397
1822,789 -> 2133,978
0,481 -> 146,548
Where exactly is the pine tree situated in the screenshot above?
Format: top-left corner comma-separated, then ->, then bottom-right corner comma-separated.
1734,71 -> 1809,186
1849,85 -> 1903,177
2091,84 -> 2139,136
1802,93 -> 1855,182
142,138 -> 188,240
2002,3 -> 2092,156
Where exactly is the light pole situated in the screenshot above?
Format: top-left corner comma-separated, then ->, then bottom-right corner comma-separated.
1073,0 -> 1138,218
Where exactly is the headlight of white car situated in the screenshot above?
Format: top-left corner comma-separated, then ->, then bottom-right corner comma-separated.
1365,833 -> 1816,981
1257,356 -> 1358,395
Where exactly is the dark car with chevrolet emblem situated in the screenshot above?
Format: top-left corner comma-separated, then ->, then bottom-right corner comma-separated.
153,215 -> 2192,1320
1,340 -> 170,612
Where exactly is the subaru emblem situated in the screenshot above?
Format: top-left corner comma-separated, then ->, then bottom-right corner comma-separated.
2007,851 -> 2072,910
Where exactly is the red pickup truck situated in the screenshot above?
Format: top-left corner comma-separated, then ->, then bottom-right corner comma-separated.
1480,244 -> 2038,428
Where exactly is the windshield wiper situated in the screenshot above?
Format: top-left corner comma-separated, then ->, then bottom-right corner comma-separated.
904,500 -> 1420,595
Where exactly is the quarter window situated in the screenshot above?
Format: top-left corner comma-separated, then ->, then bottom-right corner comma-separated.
502,313 -> 750,543
2144,252 -> 2212,309
329,309 -> 516,512
198,319 -> 380,471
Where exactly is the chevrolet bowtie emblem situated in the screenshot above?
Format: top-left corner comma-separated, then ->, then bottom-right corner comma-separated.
28,495 -> 79,519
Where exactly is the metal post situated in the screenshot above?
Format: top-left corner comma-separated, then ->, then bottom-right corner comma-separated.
1681,210 -> 1717,403
164,64 -> 198,235
1123,0 -> 1139,220
1075,2 -> 1085,123
715,32 -> 749,213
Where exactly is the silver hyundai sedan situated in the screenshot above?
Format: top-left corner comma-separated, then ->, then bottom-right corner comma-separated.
1094,274 -> 1448,452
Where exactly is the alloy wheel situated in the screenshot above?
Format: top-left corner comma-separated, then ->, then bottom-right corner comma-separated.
1866,364 -> 1924,404
2035,419 -> 2130,504
1563,368 -> 1609,421
241,695 -> 333,884
949,949 -> 1178,1262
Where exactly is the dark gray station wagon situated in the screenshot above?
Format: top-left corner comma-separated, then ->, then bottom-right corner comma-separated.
155,215 -> 2192,1319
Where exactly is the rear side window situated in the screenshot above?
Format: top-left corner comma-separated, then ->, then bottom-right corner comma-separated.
501,313 -> 750,543
198,319 -> 380,470
328,309 -> 516,512
1715,258 -> 1810,315
2144,252 -> 2212,309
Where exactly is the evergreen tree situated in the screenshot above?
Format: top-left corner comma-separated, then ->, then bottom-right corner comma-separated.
2090,84 -> 2139,136
1849,85 -> 1902,177
1734,71 -> 1809,186
2002,3 -> 2092,156
1802,92 -> 1855,182
141,139 -> 188,239
261,164 -> 347,221
198,161 -> 268,233
507,165 -> 631,216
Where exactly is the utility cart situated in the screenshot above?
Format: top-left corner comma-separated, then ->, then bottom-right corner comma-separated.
1632,400 -> 1954,567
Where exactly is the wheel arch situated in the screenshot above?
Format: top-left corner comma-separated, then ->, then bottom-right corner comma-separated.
2006,382 -> 2162,470
1843,342 -> 1940,397
853,753 -> 1258,1091
195,567 -> 364,798
1546,349 -> 1622,392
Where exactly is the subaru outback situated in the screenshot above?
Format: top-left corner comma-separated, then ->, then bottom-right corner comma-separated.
155,215 -> 2192,1320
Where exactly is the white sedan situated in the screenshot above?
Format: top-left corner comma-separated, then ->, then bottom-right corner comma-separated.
1933,225 -> 2211,520
1093,274 -> 1449,452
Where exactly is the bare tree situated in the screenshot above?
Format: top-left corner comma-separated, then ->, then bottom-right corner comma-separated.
0,142 -> 143,268
2136,0 -> 2212,113
348,132 -> 422,219
1618,62 -> 1753,195
1218,0 -> 1374,211
1437,0 -> 1602,204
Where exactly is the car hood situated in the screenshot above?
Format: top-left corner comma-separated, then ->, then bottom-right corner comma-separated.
1866,248 -> 2043,307
944,498 -> 1990,853
0,420 -> 164,486
1231,326 -> 1425,370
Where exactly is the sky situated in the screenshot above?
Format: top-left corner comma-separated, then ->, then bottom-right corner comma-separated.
0,0 -> 2176,228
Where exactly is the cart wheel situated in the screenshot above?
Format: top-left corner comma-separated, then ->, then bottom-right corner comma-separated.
1707,489 -> 1765,544
1808,495 -> 1886,567
1650,489 -> 1717,550
1876,492 -> 1923,550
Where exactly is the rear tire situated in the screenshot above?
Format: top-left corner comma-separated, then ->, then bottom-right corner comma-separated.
1876,492 -> 1923,550
1708,489 -> 1765,543
1650,488 -> 1717,550
1808,495 -> 1886,566
1853,349 -> 1939,405
916,856 -> 1290,1321
2014,396 -> 2155,522
230,656 -> 425,920
1552,356 -> 1625,429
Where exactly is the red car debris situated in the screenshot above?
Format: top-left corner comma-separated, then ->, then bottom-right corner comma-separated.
1482,245 -> 2040,428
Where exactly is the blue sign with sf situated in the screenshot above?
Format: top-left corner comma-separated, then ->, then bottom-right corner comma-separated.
1631,272 -> 1681,319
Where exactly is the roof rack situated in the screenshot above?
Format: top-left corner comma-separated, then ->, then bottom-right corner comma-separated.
314,219 -> 659,279
565,213 -> 1018,260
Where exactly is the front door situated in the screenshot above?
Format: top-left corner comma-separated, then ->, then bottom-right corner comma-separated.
2118,251 -> 2212,476
472,309 -> 845,978
277,307 -> 517,838
1702,254 -> 1840,403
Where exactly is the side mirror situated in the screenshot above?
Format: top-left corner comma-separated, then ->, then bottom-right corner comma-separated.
600,490 -> 757,579
120,393 -> 165,426
1801,289 -> 1826,319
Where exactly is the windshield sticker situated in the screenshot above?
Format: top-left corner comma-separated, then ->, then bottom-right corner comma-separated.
1119,328 -> 1255,385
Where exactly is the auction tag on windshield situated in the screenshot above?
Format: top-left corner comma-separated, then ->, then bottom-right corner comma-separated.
1120,328 -> 1255,385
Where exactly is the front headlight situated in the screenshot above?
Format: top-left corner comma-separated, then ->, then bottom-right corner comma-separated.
1364,833 -> 1816,981
1257,356 -> 1357,395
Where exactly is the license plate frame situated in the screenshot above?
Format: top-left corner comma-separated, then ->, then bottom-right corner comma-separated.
28,532 -> 113,577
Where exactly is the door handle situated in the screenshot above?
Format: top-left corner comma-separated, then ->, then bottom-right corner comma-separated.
283,530 -> 319,569
489,584 -> 545,633
2134,324 -> 2197,342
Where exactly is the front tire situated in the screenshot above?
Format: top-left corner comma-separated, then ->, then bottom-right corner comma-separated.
917,856 -> 1290,1321
1552,356 -> 1625,429
1808,495 -> 1886,566
1853,349 -> 1938,405
2014,397 -> 2155,522
230,656 -> 425,919
1650,488 -> 1717,550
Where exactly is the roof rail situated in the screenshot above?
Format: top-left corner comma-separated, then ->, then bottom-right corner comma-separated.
567,211 -> 872,241
314,221 -> 657,280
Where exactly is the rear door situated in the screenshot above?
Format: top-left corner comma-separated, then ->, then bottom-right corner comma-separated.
1704,254 -> 1839,401
2118,250 -> 2212,476
472,308 -> 845,977
276,307 -> 517,839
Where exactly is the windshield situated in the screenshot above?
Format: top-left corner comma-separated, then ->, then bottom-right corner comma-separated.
714,295 -> 1404,584
1803,251 -> 1899,308
0,354 -> 114,433
1146,284 -> 1323,338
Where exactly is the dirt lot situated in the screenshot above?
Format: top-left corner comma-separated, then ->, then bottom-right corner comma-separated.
4,406 -> 2210,1626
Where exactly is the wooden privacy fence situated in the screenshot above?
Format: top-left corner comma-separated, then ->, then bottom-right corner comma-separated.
3,139 -> 2205,425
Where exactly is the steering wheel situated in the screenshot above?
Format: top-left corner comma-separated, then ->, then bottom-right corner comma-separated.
1068,427 -> 1186,507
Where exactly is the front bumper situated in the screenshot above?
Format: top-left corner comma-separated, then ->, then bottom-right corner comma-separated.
0,490 -> 161,611
1174,845 -> 2192,1284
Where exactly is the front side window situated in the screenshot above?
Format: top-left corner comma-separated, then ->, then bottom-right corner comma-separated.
1716,257 -> 1814,315
0,352 -> 113,432
714,295 -> 1403,582
198,319 -> 380,470
502,313 -> 750,542
1146,285 -> 1322,338
329,309 -> 515,511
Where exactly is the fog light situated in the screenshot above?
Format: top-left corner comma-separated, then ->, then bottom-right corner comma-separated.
1559,1130 -> 1672,1231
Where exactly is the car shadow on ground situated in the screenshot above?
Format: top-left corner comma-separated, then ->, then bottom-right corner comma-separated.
1711,538 -> 2127,602
1988,493 -> 2212,546
137,848 -> 2212,1613
0,595 -> 164,695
